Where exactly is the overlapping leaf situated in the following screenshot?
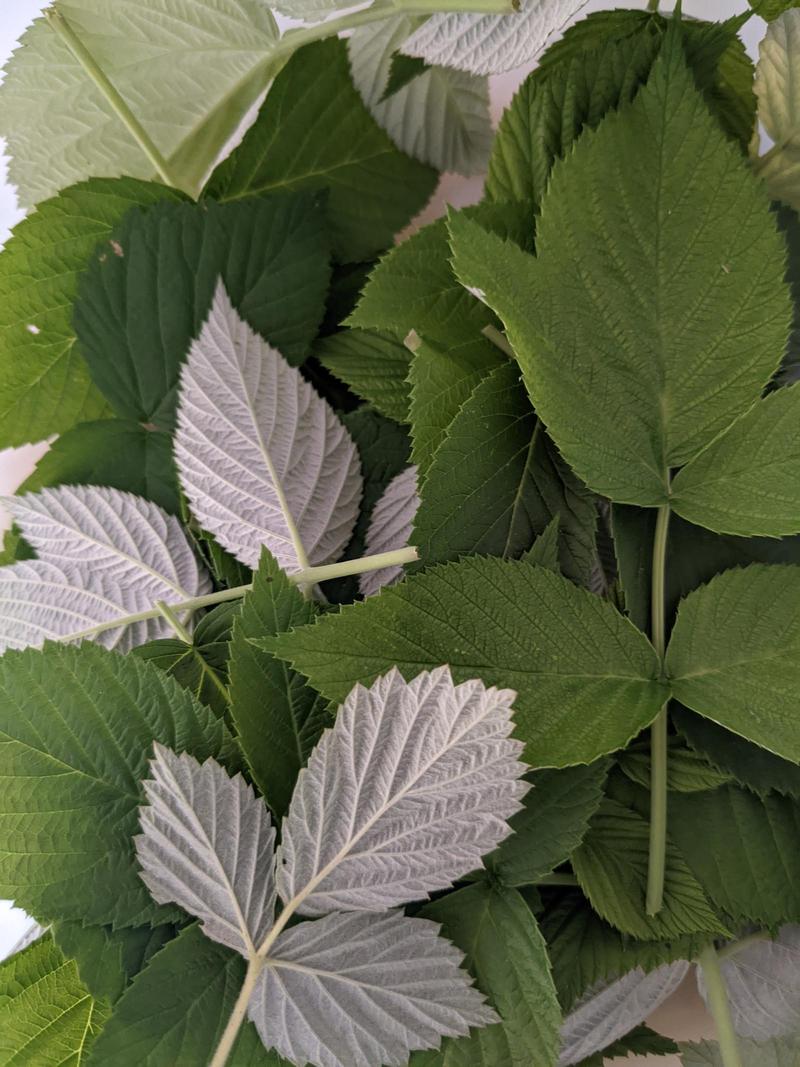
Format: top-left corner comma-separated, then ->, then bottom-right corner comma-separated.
52,919 -> 173,1005
315,329 -> 413,423
682,1036 -> 800,1066
175,283 -> 362,573
359,465 -> 419,597
276,666 -> 527,915
755,10 -> 800,210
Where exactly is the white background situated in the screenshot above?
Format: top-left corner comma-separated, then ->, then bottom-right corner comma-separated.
0,1 -> 765,1057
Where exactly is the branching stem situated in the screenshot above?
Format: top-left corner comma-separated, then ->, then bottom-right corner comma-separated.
697,944 -> 743,1067
208,954 -> 267,1067
646,499 -> 671,916
155,600 -> 193,643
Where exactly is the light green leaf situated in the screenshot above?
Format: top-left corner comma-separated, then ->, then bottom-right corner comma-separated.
484,762 -> 609,887
314,328 -> 413,423
52,921 -> 173,1005
19,419 -> 179,514
0,177 -> 178,449
449,38 -> 790,505
74,194 -> 330,430
670,386 -> 800,535
618,738 -> 733,794
206,39 -> 437,262
412,361 -> 600,585
666,564 -> 800,762
348,17 -> 492,176
572,798 -> 726,941
88,925 -> 284,1066
421,882 -> 561,1067
670,786 -> 800,926
750,1 -> 800,19
682,1037 -> 800,1066
0,0 -> 278,204
755,10 -> 800,210
0,643 -> 236,928
0,937 -> 108,1065
261,556 -> 666,767
228,550 -> 328,817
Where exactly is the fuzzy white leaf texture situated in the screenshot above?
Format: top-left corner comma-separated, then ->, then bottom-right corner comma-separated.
755,10 -> 800,210
559,961 -> 691,1066
401,0 -> 587,76
249,910 -> 496,1067
348,18 -> 492,176
277,666 -> 528,915
697,927 -> 800,1041
136,745 -> 276,956
359,465 -> 420,598
0,560 -> 162,653
175,282 -> 363,573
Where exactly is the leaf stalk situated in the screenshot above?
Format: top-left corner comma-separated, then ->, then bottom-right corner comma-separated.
697,944 -> 743,1067
646,499 -> 671,916
208,954 -> 267,1067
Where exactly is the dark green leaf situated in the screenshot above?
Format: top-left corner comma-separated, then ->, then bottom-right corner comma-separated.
617,737 -> 733,794
749,1 -> 800,19
521,516 -> 560,572
52,921 -> 174,1005
315,328 -> 412,423
206,39 -> 437,262
775,204 -> 800,385
382,52 -> 430,100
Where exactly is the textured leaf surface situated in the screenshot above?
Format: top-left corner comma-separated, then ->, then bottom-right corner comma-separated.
423,882 -> 560,1067
449,42 -> 790,504
0,0 -> 278,204
671,386 -> 800,535
0,177 -> 176,448
401,0 -> 585,75
682,1037 -> 800,1066
755,11 -> 800,210
89,925 -> 282,1066
315,329 -> 412,423
175,284 -> 362,572
559,961 -> 689,1066
249,911 -> 495,1067
0,644 -> 234,927
74,195 -> 330,429
207,39 -> 437,262
277,666 -> 527,915
572,798 -> 725,941
52,920 -> 173,1005
0,937 -> 108,1065
136,746 -> 275,955
263,557 -> 665,767
666,564 -> 800,762
618,738 -> 733,794
349,17 -> 491,176
670,786 -> 800,926
360,465 -> 419,597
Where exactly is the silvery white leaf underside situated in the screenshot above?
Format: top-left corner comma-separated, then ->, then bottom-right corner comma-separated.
175,282 -> 362,573
249,910 -> 496,1067
277,665 -> 527,915
360,465 -> 419,598
681,1036 -> 800,1066
136,745 -> 276,957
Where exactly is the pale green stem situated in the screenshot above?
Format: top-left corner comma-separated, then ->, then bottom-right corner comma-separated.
697,944 -> 743,1067
57,546 -> 419,644
536,872 -> 579,887
481,324 -> 515,358
155,600 -> 193,643
718,930 -> 770,961
646,500 -> 671,916
208,954 -> 267,1067
45,7 -> 178,189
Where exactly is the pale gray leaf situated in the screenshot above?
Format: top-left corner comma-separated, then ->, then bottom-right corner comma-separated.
5,484 -> 210,604
0,560 -> 172,653
249,910 -> 496,1067
559,961 -> 690,1066
682,1036 -> 800,1066
269,0 -> 349,23
175,282 -> 362,573
135,744 -> 276,957
401,0 -> 587,76
697,927 -> 800,1041
277,666 -> 528,916
348,18 -> 492,176
359,465 -> 419,598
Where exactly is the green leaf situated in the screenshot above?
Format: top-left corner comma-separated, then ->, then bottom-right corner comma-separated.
670,386 -> 800,536
52,921 -> 174,1005
754,9 -> 800,211
670,785 -> 800,927
261,556 -> 666,767
229,550 -> 328,817
449,39 -> 790,506
87,925 -> 285,1066
314,328 -> 413,423
484,762 -> 609,887
750,1 -> 800,19
682,1036 -> 800,1066
673,704 -> 800,799
776,204 -> 800,385
572,798 -> 727,941
521,515 -> 560,572
541,890 -> 702,1012
19,420 -> 179,514
0,937 -> 108,1065
206,39 -> 437,262
383,53 -> 430,99
134,602 -> 237,716
617,738 -> 733,794
666,564 -> 800,763
421,883 -> 561,1067
0,0 -> 278,204
600,1026 -> 679,1062
0,643 -> 235,928
412,361 -> 600,585
74,194 -> 330,430
0,177 -> 179,449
